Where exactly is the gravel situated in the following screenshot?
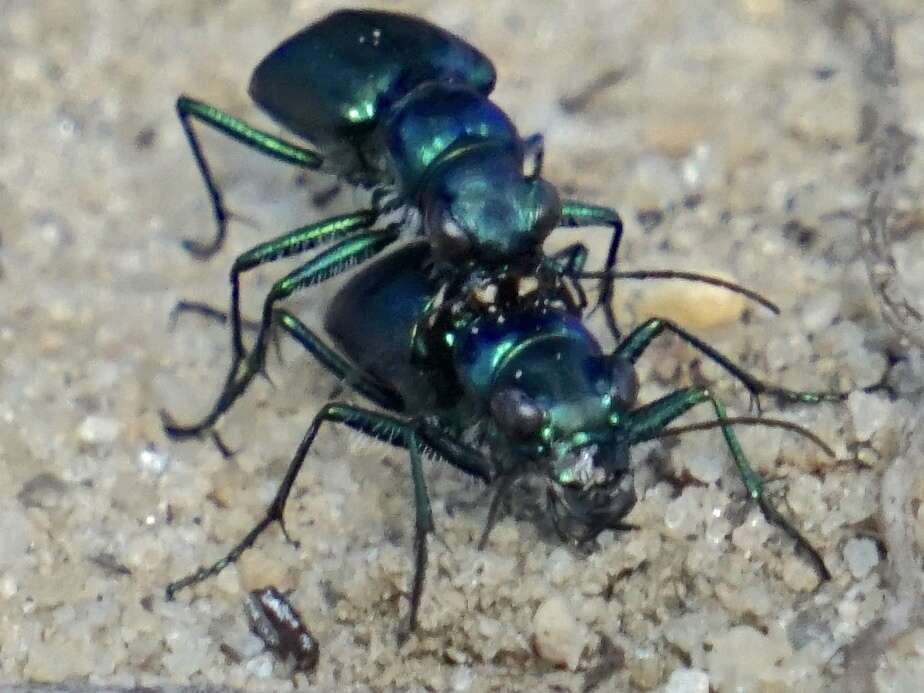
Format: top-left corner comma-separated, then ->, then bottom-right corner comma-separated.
2,0 -> 923,691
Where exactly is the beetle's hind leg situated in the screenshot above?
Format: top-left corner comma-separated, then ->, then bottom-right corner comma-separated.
176,96 -> 325,258
170,300 -> 259,332
274,309 -> 402,410
161,212 -> 391,439
615,317 -> 848,408
622,386 -> 830,581
165,402 -> 438,633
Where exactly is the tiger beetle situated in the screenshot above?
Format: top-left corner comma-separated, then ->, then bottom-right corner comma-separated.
165,240 -> 845,633
167,8 -> 782,439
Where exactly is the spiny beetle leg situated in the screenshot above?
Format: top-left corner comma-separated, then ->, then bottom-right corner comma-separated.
616,318 -> 848,407
559,200 -> 624,341
161,229 -> 399,439
176,96 -> 324,258
623,386 -> 829,581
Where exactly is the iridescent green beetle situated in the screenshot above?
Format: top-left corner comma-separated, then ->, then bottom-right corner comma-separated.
166,241 -> 842,632
167,8 -> 630,438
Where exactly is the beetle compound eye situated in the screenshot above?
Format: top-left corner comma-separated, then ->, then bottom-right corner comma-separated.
490,388 -> 545,439
607,356 -> 638,410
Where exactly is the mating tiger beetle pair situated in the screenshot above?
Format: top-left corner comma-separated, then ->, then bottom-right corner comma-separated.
162,10 -> 846,635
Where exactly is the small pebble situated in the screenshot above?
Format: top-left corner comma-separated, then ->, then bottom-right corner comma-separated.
707,625 -> 790,692
781,554 -> 822,592
847,391 -> 893,443
664,667 -> 710,693
77,415 -> 121,444
532,594 -> 587,670
843,537 -> 880,580
633,277 -> 747,331
138,445 -> 169,475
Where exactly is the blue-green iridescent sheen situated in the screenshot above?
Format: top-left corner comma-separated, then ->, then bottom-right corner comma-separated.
385,82 -> 521,193
325,243 -> 441,411
431,147 -> 560,260
328,242 -> 616,452
249,9 -> 495,168
246,8 -> 560,265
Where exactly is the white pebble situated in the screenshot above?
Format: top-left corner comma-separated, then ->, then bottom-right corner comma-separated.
707,625 -> 790,691
532,594 -> 588,670
138,445 -> 169,475
847,391 -> 893,443
1,575 -> 18,598
451,666 -> 474,692
245,652 -> 275,679
664,667 -> 710,693
77,415 -> 121,444
843,537 -> 880,580
686,452 -> 723,485
801,290 -> 841,332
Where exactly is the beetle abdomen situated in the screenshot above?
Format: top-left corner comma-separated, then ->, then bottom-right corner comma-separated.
249,9 -> 496,174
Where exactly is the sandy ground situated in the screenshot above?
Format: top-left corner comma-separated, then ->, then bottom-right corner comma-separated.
2,0 -> 924,691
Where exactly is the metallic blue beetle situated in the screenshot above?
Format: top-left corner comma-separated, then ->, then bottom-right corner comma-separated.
166,242 -> 839,631
167,9 -> 781,440
170,10 -> 624,438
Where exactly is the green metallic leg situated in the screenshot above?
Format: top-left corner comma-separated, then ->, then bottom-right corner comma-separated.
523,132 -> 545,177
176,95 -> 324,258
615,318 -> 845,407
623,386 -> 830,580
405,432 -> 432,632
274,309 -> 402,411
550,242 -> 589,274
560,200 -> 624,339
161,229 -> 400,438
165,401 -> 487,632
228,210 -> 378,359
548,243 -> 590,312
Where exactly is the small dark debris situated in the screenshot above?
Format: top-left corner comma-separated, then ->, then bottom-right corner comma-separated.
89,552 -> 132,577
683,193 -> 703,210
311,183 -> 342,208
18,472 -> 70,509
245,587 -> 320,674
559,68 -> 627,113
636,209 -> 664,230
220,642 -> 243,664
582,634 -> 626,691
814,66 -> 837,81
782,219 -> 818,249
135,126 -> 157,150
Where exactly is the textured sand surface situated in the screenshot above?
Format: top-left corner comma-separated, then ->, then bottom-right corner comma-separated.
2,1 -> 923,691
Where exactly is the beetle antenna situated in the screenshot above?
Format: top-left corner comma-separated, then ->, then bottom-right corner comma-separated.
651,416 -> 835,457
575,269 -> 780,314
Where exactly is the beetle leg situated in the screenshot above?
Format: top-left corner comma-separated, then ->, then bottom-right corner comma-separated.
621,386 -> 830,581
228,210 -> 378,359
547,243 -> 590,312
161,228 -> 399,438
559,200 -> 624,340
166,401 -> 488,634
523,132 -> 545,178
176,95 -> 324,258
614,317 -> 848,406
477,473 -> 517,550
274,308 -> 402,410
